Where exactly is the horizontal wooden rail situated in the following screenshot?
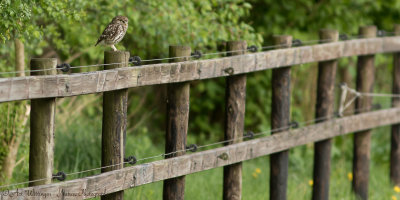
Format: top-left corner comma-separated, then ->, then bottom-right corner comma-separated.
0,37 -> 400,103
2,107 -> 400,200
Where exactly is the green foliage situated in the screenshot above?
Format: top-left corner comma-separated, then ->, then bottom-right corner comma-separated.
0,102 -> 28,174
0,0 -> 84,42
0,0 -> 261,67
0,0 -> 33,41
248,0 -> 400,39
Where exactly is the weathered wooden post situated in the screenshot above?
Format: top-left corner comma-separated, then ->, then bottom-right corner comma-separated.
312,29 -> 338,200
29,58 -> 57,186
223,41 -> 247,200
101,51 -> 130,200
217,40 -> 227,56
163,45 -> 191,200
353,25 -> 377,200
270,35 -> 292,200
391,24 -> 400,185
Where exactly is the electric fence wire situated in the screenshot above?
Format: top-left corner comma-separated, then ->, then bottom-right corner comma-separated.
338,84 -> 400,116
0,48 -> 247,75
0,102 -> 392,190
0,32 -> 397,76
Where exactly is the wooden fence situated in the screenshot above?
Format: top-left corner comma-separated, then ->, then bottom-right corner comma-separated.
1,25 -> 400,200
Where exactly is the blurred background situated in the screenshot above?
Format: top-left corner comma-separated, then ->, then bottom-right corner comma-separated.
1,0 -> 400,199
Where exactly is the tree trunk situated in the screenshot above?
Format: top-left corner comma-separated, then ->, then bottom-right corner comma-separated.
15,38 -> 25,76
0,38 -> 29,182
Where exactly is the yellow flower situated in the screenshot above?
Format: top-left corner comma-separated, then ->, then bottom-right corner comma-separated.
394,185 -> 400,193
308,180 -> 313,186
252,172 -> 258,179
347,172 -> 353,181
255,168 -> 261,174
392,195 -> 397,200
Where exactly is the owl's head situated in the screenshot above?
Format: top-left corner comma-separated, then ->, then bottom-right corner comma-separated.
112,16 -> 128,25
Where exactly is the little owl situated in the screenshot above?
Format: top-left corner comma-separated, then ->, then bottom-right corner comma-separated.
95,16 -> 128,51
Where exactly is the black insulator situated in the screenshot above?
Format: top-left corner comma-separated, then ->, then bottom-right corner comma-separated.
53,171 -> 66,181
247,45 -> 258,52
245,131 -> 255,139
191,50 -> 202,59
129,56 -> 142,66
57,63 -> 71,73
186,144 -> 198,152
377,30 -> 386,37
339,34 -> 349,40
292,39 -> 302,46
124,155 -> 137,165
289,121 -> 299,129
373,104 -> 382,110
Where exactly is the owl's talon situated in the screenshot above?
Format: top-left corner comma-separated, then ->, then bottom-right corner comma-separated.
111,45 -> 117,51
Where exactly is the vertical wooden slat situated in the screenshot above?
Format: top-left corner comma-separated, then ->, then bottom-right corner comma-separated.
163,45 -> 191,200
312,29 -> 338,200
391,24 -> 400,185
352,25 -> 377,200
29,58 -> 57,186
270,35 -> 292,200
223,41 -> 247,200
101,51 -> 130,200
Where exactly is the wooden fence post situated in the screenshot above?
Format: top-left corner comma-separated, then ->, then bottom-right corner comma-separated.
163,45 -> 191,200
391,24 -> 400,185
270,35 -> 292,200
217,41 -> 227,56
29,58 -> 57,186
101,51 -> 130,200
223,41 -> 247,200
312,29 -> 338,200
352,25 -> 377,200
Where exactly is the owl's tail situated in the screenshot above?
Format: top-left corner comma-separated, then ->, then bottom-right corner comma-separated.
95,39 -> 103,46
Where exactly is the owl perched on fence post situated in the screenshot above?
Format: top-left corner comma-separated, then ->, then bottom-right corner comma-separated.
95,16 -> 128,51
